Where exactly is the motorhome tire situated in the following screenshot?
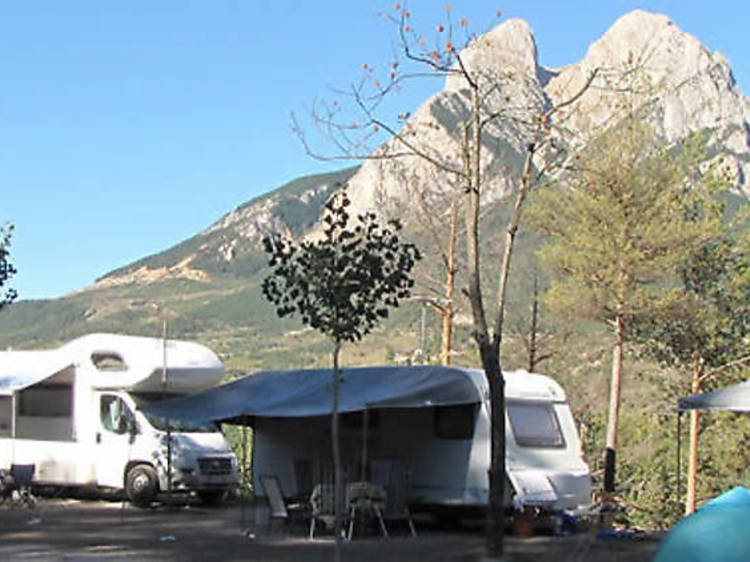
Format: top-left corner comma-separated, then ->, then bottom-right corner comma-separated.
197,489 -> 226,506
126,464 -> 158,507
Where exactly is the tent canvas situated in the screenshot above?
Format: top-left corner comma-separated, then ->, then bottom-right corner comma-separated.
655,486 -> 750,561
141,365 -> 484,424
674,380 -> 750,517
678,380 -> 750,413
0,352 -> 74,396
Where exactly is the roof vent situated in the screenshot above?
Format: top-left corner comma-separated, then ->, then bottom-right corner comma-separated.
91,352 -> 127,372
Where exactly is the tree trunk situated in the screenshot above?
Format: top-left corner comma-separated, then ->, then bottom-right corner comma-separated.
441,304 -> 454,366
685,355 -> 703,515
440,200 -> 458,366
331,339 -> 343,555
462,87 -> 504,556
528,273 -> 539,372
603,309 -> 624,503
481,343 -> 506,556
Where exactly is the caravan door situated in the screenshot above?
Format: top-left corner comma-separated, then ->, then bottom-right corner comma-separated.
95,393 -> 135,489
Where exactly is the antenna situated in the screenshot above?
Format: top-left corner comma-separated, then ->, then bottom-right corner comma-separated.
161,317 -> 173,499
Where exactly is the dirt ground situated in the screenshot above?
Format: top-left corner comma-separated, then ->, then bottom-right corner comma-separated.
0,498 -> 660,561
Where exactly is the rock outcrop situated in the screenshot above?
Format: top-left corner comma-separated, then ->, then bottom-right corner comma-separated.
99,10 -> 749,288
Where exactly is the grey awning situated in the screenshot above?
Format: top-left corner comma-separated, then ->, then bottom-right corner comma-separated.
678,381 -> 750,413
141,365 -> 484,424
0,352 -> 74,396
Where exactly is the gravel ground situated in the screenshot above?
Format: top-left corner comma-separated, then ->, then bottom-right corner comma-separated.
0,498 -> 660,561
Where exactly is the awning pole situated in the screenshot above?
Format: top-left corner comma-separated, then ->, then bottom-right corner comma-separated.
11,391 -> 16,463
677,410 -> 682,513
361,408 -> 369,481
241,416 -> 249,533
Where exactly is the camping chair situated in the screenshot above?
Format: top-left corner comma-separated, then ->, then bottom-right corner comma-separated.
7,464 -> 36,508
0,468 -> 14,503
371,459 -> 417,537
346,481 -> 388,539
309,483 -> 337,539
259,474 -> 310,534
260,475 -> 288,532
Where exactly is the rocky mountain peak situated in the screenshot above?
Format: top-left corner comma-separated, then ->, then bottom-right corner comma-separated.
576,10 -> 729,91
97,10 -> 750,290
546,10 -> 750,185
445,18 -> 539,92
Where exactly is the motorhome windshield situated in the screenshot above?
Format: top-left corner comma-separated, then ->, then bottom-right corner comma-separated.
507,401 -> 565,448
132,395 -> 217,433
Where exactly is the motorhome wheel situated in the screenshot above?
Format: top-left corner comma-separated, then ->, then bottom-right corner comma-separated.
125,465 -> 158,507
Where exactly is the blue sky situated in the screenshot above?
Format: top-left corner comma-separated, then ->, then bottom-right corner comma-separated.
1,1 -> 748,300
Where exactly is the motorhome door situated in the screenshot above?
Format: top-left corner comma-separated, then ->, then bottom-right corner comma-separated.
95,393 -> 135,489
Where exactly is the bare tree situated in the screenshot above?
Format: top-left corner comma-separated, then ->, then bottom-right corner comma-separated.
397,165 -> 462,365
294,7 -> 600,555
0,225 -> 17,309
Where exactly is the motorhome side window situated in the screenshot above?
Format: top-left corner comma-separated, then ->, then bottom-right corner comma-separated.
434,404 -> 477,439
100,395 -> 133,435
507,401 -> 565,448
19,385 -> 73,417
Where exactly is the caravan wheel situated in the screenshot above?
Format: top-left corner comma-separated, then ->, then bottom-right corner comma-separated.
125,464 -> 158,507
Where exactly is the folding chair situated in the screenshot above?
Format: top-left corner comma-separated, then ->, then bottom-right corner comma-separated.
9,464 -> 36,508
309,483 -> 336,539
371,460 -> 417,537
0,469 -> 14,503
346,481 -> 388,540
260,475 -> 288,532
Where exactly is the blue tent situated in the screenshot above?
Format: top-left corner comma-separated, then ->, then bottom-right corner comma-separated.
655,486 -> 750,562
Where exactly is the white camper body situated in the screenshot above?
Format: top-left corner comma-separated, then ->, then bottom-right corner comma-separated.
0,333 -> 239,506
247,368 -> 591,512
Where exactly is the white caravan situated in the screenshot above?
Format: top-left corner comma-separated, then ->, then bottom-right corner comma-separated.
0,333 -> 239,506
141,365 -> 591,513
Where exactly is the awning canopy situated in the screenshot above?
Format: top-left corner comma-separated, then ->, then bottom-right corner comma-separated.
0,352 -> 74,396
140,365 -> 484,424
678,380 -> 750,413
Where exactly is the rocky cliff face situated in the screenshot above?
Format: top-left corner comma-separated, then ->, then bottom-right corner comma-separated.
342,18 -> 547,222
97,167 -> 356,287
546,10 -> 750,184
342,10 -> 750,221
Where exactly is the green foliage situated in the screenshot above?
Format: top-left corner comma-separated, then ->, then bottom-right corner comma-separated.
631,231 -> 750,373
527,122 -> 721,323
526,120 -> 724,498
262,190 -> 421,343
0,224 -> 17,308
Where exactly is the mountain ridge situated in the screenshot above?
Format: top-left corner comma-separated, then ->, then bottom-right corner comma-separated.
1,9 -> 748,353
99,10 -> 750,293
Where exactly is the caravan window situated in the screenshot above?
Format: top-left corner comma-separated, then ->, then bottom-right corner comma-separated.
507,401 -> 565,448
434,404 -> 477,439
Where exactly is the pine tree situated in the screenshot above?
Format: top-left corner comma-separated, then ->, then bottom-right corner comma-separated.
526,121 -> 722,506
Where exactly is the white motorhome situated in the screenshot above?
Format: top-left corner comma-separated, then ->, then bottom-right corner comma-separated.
142,365 -> 591,513
0,333 -> 239,506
